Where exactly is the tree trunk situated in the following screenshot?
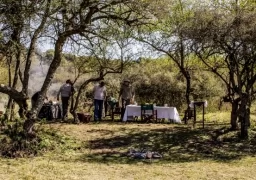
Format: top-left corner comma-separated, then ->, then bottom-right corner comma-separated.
0,84 -> 28,121
70,76 -> 104,123
22,0 -> 51,95
5,98 -> 13,121
10,102 -> 15,121
185,72 -> 191,106
181,69 -> 191,123
71,110 -> 79,124
230,98 -> 240,130
239,94 -> 250,139
23,35 -> 67,134
240,107 -> 250,139
70,85 -> 85,123
10,48 -> 22,120
17,100 -> 28,119
70,93 -> 80,123
5,55 -> 13,121
23,118 -> 36,137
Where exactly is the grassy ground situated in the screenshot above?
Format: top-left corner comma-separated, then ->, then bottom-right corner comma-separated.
1,112 -> 256,180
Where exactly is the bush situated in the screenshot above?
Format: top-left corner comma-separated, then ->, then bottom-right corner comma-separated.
0,120 -> 79,158
135,72 -> 186,109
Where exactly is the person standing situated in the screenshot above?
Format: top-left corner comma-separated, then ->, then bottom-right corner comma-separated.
119,79 -> 135,121
57,79 -> 74,120
93,81 -> 106,122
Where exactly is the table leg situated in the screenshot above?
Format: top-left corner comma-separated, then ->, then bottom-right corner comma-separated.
203,105 -> 205,128
193,104 -> 196,128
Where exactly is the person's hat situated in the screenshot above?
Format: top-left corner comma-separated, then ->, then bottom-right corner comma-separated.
100,81 -> 105,86
123,79 -> 130,83
66,79 -> 72,84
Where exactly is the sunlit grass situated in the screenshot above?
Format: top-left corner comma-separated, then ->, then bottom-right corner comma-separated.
1,156 -> 256,180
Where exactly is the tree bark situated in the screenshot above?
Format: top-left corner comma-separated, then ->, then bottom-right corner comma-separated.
184,71 -> 191,106
5,55 -> 13,121
70,76 -> 104,123
10,102 -> 15,121
12,48 -> 23,119
70,92 -> 79,123
240,107 -> 250,139
23,35 -> 67,134
230,98 -> 240,130
5,98 -> 13,121
239,94 -> 250,139
3,20 -> 24,120
0,85 -> 28,120
22,0 -> 51,96
181,68 -> 191,123
17,99 -> 28,119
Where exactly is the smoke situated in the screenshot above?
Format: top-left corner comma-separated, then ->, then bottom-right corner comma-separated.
28,58 -> 47,96
28,55 -> 67,100
0,54 -> 70,111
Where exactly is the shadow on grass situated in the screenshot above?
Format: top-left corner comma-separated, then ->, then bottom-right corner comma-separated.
73,124 -> 256,164
38,120 -> 256,164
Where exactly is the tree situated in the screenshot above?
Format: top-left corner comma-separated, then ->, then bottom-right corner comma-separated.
0,0 -> 152,135
65,24 -> 136,122
0,0 -> 53,119
137,0 -> 196,118
185,0 -> 256,138
23,0 -> 152,135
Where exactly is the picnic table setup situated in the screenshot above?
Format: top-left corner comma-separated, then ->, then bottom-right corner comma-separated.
122,104 -> 181,123
91,78 -> 207,125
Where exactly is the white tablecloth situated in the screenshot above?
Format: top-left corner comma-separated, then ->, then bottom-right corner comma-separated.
189,101 -> 208,108
123,105 -> 181,123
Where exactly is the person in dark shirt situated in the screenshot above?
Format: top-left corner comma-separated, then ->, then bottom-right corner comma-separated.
57,79 -> 75,120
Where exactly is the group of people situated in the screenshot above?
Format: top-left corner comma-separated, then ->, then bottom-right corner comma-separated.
92,79 -> 135,122
31,78 -> 134,122
31,79 -> 75,121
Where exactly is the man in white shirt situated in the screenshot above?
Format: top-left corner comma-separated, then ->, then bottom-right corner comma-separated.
57,79 -> 75,120
93,81 -> 106,122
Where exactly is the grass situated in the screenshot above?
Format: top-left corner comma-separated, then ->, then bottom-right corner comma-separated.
1,111 -> 256,179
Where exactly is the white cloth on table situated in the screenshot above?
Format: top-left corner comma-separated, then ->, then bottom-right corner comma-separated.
189,100 -> 208,108
123,105 -> 181,123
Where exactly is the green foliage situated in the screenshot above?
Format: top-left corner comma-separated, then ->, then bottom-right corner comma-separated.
191,71 -> 225,100
44,49 -> 54,63
0,120 -> 80,158
103,57 -> 225,111
37,127 -> 81,153
0,119 -> 38,157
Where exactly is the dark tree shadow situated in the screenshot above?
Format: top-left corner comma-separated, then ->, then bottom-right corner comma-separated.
69,124 -> 256,164
36,119 -> 256,164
